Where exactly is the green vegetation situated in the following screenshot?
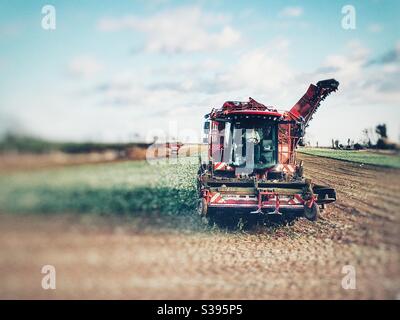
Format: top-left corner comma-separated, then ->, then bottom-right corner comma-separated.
0,159 -> 198,215
0,133 -> 149,154
2,147 -> 398,216
298,148 -> 400,169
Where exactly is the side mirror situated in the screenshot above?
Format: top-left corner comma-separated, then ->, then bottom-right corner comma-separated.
203,121 -> 210,134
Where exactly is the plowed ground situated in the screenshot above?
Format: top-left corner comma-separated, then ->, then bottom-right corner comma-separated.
0,154 -> 399,299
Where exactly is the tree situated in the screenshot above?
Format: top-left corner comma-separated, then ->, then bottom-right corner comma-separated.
334,140 -> 340,149
362,128 -> 372,148
375,124 -> 390,149
375,124 -> 387,139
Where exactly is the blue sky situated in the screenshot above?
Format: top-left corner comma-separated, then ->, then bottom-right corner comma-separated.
0,0 -> 399,145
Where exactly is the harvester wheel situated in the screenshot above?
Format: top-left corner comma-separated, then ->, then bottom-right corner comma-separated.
304,202 -> 320,221
197,198 -> 208,217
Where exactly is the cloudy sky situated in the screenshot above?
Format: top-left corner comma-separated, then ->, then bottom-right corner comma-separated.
0,0 -> 399,145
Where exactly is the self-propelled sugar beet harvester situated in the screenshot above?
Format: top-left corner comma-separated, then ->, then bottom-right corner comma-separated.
197,79 -> 339,224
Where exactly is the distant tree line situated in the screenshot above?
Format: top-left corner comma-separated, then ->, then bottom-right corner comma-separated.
331,123 -> 398,150
0,133 -> 150,154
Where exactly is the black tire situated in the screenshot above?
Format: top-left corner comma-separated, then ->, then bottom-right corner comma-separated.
304,202 -> 320,221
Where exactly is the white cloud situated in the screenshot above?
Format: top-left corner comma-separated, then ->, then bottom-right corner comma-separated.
38,38 -> 400,145
308,41 -> 400,106
279,6 -> 303,18
10,34 -> 400,145
318,41 -> 368,82
128,38 -> 293,104
98,6 -> 240,54
213,39 -> 292,97
288,41 -> 400,146
368,23 -> 383,33
0,23 -> 21,37
68,55 -> 103,78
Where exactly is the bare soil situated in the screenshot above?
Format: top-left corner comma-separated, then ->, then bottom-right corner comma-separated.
0,154 -> 399,299
0,148 -> 148,172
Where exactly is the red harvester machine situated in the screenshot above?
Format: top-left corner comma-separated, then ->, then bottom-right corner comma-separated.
197,79 -> 339,224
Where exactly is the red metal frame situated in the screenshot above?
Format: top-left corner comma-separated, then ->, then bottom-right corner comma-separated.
201,79 -> 339,215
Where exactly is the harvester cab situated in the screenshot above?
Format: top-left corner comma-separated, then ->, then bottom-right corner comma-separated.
198,79 -> 339,224
203,103 -> 280,176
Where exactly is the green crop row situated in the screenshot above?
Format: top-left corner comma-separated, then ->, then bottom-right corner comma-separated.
298,148 -> 400,169
0,159 -> 199,215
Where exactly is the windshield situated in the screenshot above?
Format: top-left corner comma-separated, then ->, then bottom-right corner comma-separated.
226,120 -> 277,171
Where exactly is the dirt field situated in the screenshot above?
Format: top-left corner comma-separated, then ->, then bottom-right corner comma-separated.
0,154 -> 399,299
0,145 -> 157,173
